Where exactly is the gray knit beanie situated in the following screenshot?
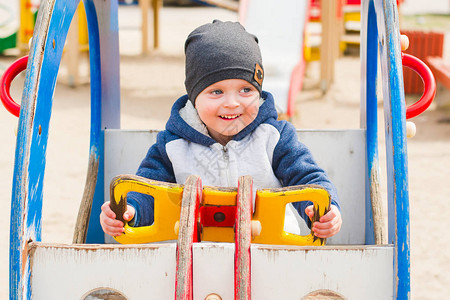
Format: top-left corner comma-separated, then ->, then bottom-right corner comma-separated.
184,20 -> 264,104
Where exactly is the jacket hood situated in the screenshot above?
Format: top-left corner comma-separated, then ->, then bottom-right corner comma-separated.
166,91 -> 278,146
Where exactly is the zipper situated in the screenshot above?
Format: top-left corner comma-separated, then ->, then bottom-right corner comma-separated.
222,145 -> 230,186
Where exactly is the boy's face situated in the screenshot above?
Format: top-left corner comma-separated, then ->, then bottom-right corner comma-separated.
195,79 -> 260,145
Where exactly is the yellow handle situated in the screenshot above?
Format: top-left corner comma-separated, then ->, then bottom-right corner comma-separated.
201,185 -> 330,246
110,175 -> 183,244
110,176 -> 330,246
252,185 -> 330,246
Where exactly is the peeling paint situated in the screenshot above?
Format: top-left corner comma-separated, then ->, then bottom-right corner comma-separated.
369,164 -> 387,245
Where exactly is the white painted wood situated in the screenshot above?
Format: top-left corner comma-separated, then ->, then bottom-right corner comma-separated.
104,130 -> 158,198
193,243 -> 235,300
30,243 -> 177,300
251,245 -> 393,299
104,129 -> 365,245
104,130 -> 158,243
298,130 -> 366,245
30,243 -> 392,299
193,244 -> 393,300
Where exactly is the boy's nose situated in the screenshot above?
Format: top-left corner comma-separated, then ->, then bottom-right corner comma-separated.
223,94 -> 240,108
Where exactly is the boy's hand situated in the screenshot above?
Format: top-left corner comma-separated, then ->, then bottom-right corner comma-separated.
100,202 -> 136,237
305,204 -> 342,238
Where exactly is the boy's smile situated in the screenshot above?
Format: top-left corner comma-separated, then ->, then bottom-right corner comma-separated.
195,79 -> 260,145
219,114 -> 241,120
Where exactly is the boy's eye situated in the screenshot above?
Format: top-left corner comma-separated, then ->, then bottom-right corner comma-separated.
211,89 -> 223,95
240,87 -> 253,93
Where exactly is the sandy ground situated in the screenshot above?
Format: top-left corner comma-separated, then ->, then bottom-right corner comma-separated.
0,4 -> 449,300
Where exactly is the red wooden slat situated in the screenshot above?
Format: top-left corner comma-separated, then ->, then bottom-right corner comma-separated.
175,175 -> 202,300
234,176 -> 253,300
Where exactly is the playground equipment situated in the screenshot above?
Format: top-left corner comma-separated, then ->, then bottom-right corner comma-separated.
17,0 -> 40,53
138,0 -> 162,53
0,0 -> 37,54
1,0 -> 436,299
0,2 -> 18,53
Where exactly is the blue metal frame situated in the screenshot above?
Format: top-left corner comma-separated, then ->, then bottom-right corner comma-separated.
374,1 -> 411,298
9,0 -> 121,297
82,0 -> 104,244
375,1 -> 411,297
9,1 -> 80,298
363,0 -> 379,246
83,0 -> 120,243
362,0 -> 411,298
82,0 -> 121,244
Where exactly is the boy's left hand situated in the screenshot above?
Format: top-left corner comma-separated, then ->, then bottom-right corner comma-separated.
305,204 -> 342,238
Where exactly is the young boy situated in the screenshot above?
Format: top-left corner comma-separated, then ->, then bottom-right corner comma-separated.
101,20 -> 342,239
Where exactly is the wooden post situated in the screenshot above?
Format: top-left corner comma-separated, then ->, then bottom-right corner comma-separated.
320,0 -> 338,94
153,0 -> 162,49
235,176 -> 253,300
73,153 -> 99,244
175,175 -> 202,300
140,0 -> 149,54
140,0 -> 161,53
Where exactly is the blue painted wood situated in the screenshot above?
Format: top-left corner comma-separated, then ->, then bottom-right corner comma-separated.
374,0 -> 411,298
9,0 -> 80,298
361,0 -> 379,245
82,0 -> 103,244
83,0 -> 121,244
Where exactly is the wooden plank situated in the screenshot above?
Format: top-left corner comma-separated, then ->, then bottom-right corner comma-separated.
175,175 -> 202,300
252,245 -> 393,299
360,0 -> 388,245
30,242 -> 393,300
235,176 -> 253,299
9,0 -> 80,298
297,130 -> 365,245
192,244 -> 394,300
73,152 -> 99,243
84,0 -> 121,244
374,0 -> 411,298
29,243 -> 177,300
104,130 -> 158,243
193,243 -> 235,300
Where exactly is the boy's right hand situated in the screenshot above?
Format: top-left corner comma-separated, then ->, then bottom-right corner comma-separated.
100,201 -> 136,237
305,204 -> 342,238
